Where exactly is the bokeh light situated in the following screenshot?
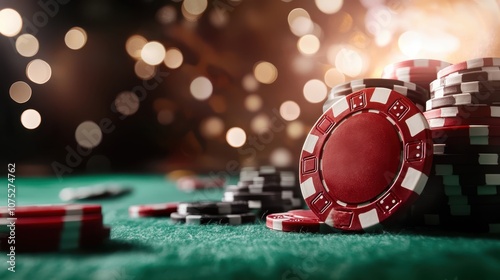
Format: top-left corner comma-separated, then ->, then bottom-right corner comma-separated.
156,5 -> 177,25
65,27 -> 87,50
114,91 -> 140,116
183,0 -> 208,17
126,35 -> 147,59
26,59 -> 52,84
201,117 -> 225,138
134,60 -> 157,80
253,61 -> 278,84
250,114 -> 270,134
298,34 -> 320,55
398,31 -> 422,57
141,41 -> 166,65
20,109 -> 41,130
287,121 -> 305,140
226,127 -> 247,148
280,101 -> 300,121
0,8 -> 22,37
324,68 -> 345,87
315,0 -> 343,14
16,34 -> 39,57
9,81 -> 32,104
190,76 -> 213,100
334,47 -> 364,77
288,8 -> 314,37
244,94 -> 262,112
242,74 -> 259,92
303,79 -> 327,103
75,121 -> 102,149
157,110 -> 175,125
270,147 -> 293,167
164,48 -> 183,69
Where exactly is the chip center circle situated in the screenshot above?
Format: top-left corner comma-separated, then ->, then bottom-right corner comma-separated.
322,112 -> 402,204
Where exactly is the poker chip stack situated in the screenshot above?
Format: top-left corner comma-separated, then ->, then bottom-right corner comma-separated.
223,166 -> 303,218
410,57 -> 500,233
0,204 -> 111,252
322,78 -> 429,113
170,201 -> 256,225
382,59 -> 452,93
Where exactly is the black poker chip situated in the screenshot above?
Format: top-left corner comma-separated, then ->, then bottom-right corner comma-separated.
177,201 -> 249,215
170,212 -> 256,225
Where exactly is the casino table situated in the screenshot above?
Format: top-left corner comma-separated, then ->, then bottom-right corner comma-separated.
2,174 -> 500,280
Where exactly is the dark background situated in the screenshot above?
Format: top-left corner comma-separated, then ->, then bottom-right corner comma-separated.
2,0 -> 500,177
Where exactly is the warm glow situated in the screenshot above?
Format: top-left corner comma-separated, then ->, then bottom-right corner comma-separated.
334,47 -> 363,77
114,91 -> 140,116
324,68 -> 345,87
134,60 -> 157,80
242,74 -> 259,92
244,94 -> 262,112
280,101 -> 300,121
398,31 -> 422,57
65,27 -> 87,50
287,121 -> 305,139
75,121 -> 102,149
315,0 -> 343,14
226,127 -> 247,148
9,81 -> 32,104
164,48 -> 183,69
253,61 -> 278,84
303,79 -> 327,103
126,35 -> 147,59
141,41 -> 166,65
298,34 -> 320,55
190,76 -> 213,100
26,59 -> 52,84
183,0 -> 208,16
16,34 -> 39,57
20,109 -> 41,130
201,117 -> 225,138
250,114 -> 270,134
0,9 -> 22,37
270,148 -> 293,167
157,5 -> 177,24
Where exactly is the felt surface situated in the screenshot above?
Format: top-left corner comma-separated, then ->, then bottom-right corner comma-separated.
2,174 -> 500,280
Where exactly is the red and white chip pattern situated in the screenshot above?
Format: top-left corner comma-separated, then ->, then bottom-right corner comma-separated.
129,202 -> 179,217
300,87 -> 433,231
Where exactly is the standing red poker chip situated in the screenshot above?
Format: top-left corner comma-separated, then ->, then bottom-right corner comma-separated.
300,87 -> 434,232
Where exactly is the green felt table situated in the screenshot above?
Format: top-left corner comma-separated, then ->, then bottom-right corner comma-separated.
2,174 -> 500,280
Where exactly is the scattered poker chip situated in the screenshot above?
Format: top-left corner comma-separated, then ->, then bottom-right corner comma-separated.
432,164 -> 500,175
431,81 -> 500,98
423,106 -> 500,119
447,195 -> 500,206
266,209 -> 334,233
176,176 -> 225,192
129,202 -> 179,218
59,184 -> 132,201
433,153 -> 499,165
0,204 -> 102,218
427,117 -> 500,128
444,185 -> 500,196
425,92 -> 500,111
177,201 -> 249,215
170,212 -> 256,225
244,198 -> 301,209
430,70 -> 500,92
437,57 -> 500,79
300,87 -> 433,231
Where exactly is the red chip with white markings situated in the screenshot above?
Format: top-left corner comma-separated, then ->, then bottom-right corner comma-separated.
266,209 -> 331,233
0,204 -> 102,218
300,87 -> 433,232
129,202 -> 179,217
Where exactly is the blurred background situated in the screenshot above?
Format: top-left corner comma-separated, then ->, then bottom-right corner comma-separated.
2,0 -> 500,177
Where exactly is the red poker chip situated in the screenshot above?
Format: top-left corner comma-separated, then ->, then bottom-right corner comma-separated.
0,204 -> 102,218
300,87 -> 433,231
437,57 -> 500,79
330,83 -> 428,106
129,202 -> 179,218
0,214 -> 103,232
266,209 -> 333,233
427,117 -> 500,128
424,106 -> 500,119
430,70 -> 500,92
425,92 -> 500,111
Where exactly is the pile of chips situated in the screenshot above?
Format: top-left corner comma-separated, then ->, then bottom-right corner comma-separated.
409,57 -> 500,233
0,204 -> 110,252
170,201 -> 256,225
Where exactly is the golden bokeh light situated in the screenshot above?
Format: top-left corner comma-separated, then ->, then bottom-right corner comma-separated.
398,31 -> 422,57
242,74 -> 259,92
253,61 -> 278,84
250,114 -> 270,134
157,5 -> 177,25
134,60 -> 157,80
315,0 -> 343,14
333,47 -> 364,77
183,0 -> 208,17
20,109 -> 41,130
0,8 -> 22,37
164,47 -> 183,69
270,147 -> 293,168
65,27 -> 87,50
16,34 -> 39,57
226,127 -> 247,148
126,35 -> 147,59
75,121 -> 102,149
9,81 -> 32,104
244,94 -> 262,112
297,34 -> 320,55
286,121 -> 305,140
26,59 -> 52,84
114,91 -> 140,116
279,101 -> 300,121
324,68 -> 345,87
303,79 -> 327,103
141,41 -> 166,65
201,117 -> 225,138
190,76 -> 213,100
287,8 -> 310,26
